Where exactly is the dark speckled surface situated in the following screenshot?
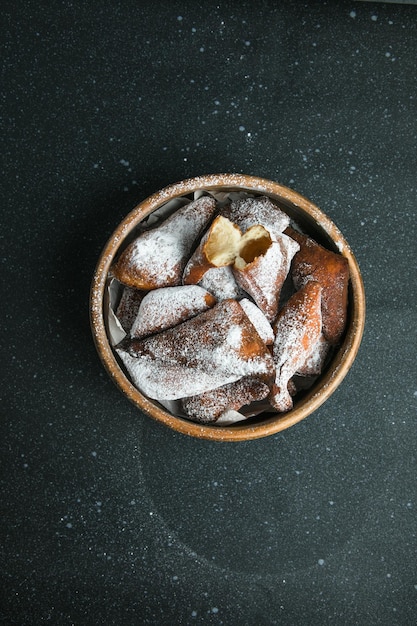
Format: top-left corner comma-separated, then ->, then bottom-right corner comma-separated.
1,1 -> 416,624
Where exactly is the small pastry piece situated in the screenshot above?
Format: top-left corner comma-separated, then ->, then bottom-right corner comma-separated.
130,285 -> 216,339
198,265 -> 247,301
182,215 -> 242,285
239,298 -> 274,345
183,215 -> 272,286
180,377 -> 271,423
233,232 -> 300,322
116,299 -> 275,401
116,286 -> 145,333
270,281 -> 323,412
287,227 -> 350,345
222,195 -> 290,238
112,196 -> 216,290
296,333 -> 330,377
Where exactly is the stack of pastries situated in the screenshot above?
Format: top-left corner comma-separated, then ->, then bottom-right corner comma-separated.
110,194 -> 349,424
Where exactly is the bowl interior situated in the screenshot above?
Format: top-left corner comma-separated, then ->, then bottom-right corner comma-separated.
90,174 -> 365,441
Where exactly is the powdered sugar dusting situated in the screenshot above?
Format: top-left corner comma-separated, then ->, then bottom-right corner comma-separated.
117,300 -> 274,401
130,285 -> 216,339
102,184 -> 351,424
271,282 -> 323,411
180,377 -> 270,423
114,196 -> 216,289
239,299 -> 274,345
233,233 -> 299,322
198,265 -> 246,301
224,195 -> 290,236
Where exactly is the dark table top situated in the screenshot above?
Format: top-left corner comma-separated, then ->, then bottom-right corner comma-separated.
2,1 -> 416,624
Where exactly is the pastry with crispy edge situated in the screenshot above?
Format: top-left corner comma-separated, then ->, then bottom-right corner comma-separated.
115,286 -> 145,334
197,265 -> 246,301
286,227 -> 349,345
221,195 -> 290,238
130,285 -> 217,339
183,214 -> 299,322
296,333 -> 330,377
182,215 -> 272,286
112,196 -> 216,290
239,298 -> 274,345
270,281 -> 323,412
116,299 -> 275,401
180,377 -> 271,423
233,232 -> 299,322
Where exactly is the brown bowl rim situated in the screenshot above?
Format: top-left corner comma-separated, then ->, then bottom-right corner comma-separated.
90,173 -> 366,441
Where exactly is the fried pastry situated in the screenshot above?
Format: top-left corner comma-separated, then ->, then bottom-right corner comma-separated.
287,227 -> 349,345
116,299 -> 275,401
115,286 -> 144,334
239,298 -> 274,345
183,215 -> 272,286
112,196 -> 216,290
270,281 -> 322,412
130,285 -> 217,339
197,265 -> 246,301
180,377 -> 270,423
222,195 -> 290,237
296,333 -> 330,377
233,232 -> 299,322
182,215 -> 242,285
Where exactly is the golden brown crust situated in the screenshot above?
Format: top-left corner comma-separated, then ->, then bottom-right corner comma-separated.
270,281 -> 323,412
180,378 -> 270,423
221,195 -> 290,236
286,227 -> 349,345
233,233 -> 299,322
130,285 -> 217,339
113,196 -> 216,290
117,299 -> 275,401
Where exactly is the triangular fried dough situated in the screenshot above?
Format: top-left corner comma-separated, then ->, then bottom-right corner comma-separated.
222,195 -> 290,237
233,232 -> 299,322
117,299 -> 275,401
112,196 -> 216,289
180,377 -> 270,423
270,282 -> 322,412
130,285 -> 216,339
287,227 -> 349,344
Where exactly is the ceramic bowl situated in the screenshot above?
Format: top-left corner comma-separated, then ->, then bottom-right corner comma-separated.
90,174 -> 365,441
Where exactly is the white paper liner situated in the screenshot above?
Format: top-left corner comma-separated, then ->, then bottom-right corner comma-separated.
107,279 -> 127,346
